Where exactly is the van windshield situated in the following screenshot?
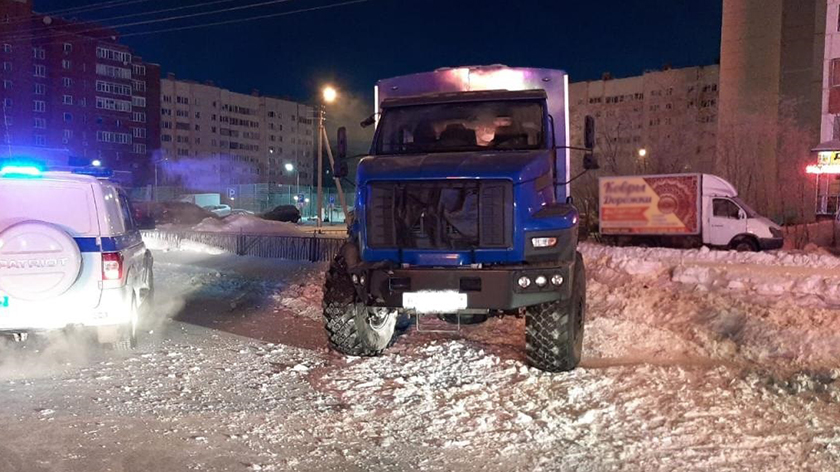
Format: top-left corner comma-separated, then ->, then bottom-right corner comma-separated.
375,100 -> 545,155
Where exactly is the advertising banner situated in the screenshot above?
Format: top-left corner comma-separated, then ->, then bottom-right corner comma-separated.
600,175 -> 700,235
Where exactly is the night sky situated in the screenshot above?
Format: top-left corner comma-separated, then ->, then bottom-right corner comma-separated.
33,0 -> 723,104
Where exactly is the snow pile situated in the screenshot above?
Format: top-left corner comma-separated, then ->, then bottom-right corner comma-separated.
580,243 -> 840,307
192,214 -> 308,236
143,235 -> 226,255
273,281 -> 324,321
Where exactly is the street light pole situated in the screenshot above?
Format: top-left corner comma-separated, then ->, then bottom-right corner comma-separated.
317,105 -> 324,229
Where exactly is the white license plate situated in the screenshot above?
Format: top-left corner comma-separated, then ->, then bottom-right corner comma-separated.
403,291 -> 468,314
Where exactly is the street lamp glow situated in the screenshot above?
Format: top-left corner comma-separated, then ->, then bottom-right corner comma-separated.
285,163 -> 294,172
322,86 -> 337,104
91,159 -> 102,167
638,148 -> 648,158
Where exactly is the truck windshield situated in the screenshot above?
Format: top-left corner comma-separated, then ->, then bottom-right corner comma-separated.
375,100 -> 545,155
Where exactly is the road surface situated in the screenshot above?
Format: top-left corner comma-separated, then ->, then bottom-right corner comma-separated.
0,242 -> 839,471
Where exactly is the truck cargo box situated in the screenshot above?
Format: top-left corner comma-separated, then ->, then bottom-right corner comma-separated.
599,174 -> 702,236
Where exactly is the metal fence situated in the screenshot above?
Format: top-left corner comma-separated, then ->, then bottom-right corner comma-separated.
131,183 -> 354,221
142,229 -> 346,262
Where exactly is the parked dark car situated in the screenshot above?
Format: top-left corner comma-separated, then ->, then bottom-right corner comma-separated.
262,205 -> 301,223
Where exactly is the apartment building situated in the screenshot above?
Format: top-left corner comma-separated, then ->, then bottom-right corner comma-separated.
0,0 -> 161,184
158,75 -> 316,188
569,65 -> 720,175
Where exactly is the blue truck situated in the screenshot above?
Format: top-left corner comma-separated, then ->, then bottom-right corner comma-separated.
323,66 -> 597,372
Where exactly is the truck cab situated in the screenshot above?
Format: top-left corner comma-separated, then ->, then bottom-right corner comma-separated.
322,66 -> 594,372
701,175 -> 783,251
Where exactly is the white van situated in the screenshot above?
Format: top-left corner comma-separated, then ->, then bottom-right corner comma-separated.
600,173 -> 784,251
0,166 -> 153,349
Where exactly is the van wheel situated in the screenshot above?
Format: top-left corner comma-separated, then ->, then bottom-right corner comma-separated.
525,252 -> 585,372
731,238 -> 758,252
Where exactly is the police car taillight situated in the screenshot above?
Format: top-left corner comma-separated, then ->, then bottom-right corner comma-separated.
102,252 -> 123,280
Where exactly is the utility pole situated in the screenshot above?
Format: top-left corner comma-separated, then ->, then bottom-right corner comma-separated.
316,105 -> 324,229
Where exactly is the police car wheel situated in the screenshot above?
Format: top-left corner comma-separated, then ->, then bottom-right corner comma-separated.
112,297 -> 139,351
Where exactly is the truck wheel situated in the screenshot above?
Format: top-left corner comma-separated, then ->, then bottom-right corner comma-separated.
525,252 -> 585,372
731,237 -> 758,252
323,257 -> 396,356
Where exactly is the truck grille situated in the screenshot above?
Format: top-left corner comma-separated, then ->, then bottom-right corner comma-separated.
366,180 -> 513,250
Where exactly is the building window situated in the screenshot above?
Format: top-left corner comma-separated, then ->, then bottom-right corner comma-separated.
132,64 -> 146,76
34,100 -> 45,112
162,121 -> 172,129
97,130 -> 132,144
3,62 -> 11,71
64,113 -> 72,122
2,80 -> 10,89
96,63 -> 131,79
63,77 -> 73,87
195,112 -> 200,119
132,80 -> 146,92
32,83 -> 44,95
96,47 -> 131,63
132,112 -> 146,122
163,95 -> 172,103
63,129 -> 73,142
2,44 -> 10,53
63,43 -> 72,53
132,127 -> 146,138
63,95 -> 73,105
32,47 -> 45,59
132,96 -> 146,108
133,143 -> 146,154
96,96 -> 132,112
161,108 -> 171,116
34,64 -> 45,77
161,134 -> 172,142
96,80 -> 132,96
176,96 -> 188,105
1,98 -> 10,108
34,135 -> 46,146
61,59 -> 71,70
33,118 -> 46,129
176,110 -> 188,118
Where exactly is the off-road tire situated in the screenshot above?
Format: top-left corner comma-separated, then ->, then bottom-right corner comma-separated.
323,257 -> 395,356
525,252 -> 586,372
731,237 -> 759,252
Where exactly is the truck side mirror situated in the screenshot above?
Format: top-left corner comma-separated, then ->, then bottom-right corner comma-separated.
584,115 -> 596,150
337,127 -> 347,160
738,209 -> 746,220
335,161 -> 349,179
360,114 -> 376,128
583,152 -> 599,171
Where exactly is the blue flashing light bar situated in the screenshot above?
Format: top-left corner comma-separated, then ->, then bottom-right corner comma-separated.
0,165 -> 43,177
72,167 -> 114,178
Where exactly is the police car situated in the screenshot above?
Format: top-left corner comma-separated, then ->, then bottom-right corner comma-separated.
0,163 -> 154,349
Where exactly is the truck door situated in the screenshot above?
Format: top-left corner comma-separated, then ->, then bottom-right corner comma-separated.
707,198 -> 747,246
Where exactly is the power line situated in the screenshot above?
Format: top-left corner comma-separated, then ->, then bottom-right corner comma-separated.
2,0 -> 240,42
11,0 -> 368,48
119,0 -> 369,39
3,0 -> 159,26
3,0 -> 306,44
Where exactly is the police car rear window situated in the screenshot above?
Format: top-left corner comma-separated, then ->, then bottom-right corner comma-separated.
0,180 -> 98,235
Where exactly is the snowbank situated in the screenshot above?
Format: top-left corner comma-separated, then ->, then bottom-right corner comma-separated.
191,214 -> 308,236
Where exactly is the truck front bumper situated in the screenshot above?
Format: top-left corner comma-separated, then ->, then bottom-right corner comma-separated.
367,262 -> 573,311
0,286 -> 134,333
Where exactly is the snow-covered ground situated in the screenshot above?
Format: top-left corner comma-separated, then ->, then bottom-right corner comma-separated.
0,242 -> 839,471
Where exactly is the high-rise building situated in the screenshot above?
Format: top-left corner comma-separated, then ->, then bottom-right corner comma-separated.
0,0 -> 160,184
569,65 -> 720,175
814,0 -> 840,215
158,75 -> 316,189
718,0 -> 826,219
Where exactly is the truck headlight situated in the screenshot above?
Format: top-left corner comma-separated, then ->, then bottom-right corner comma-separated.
517,276 -> 531,288
531,237 -> 557,248
535,275 -> 547,287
